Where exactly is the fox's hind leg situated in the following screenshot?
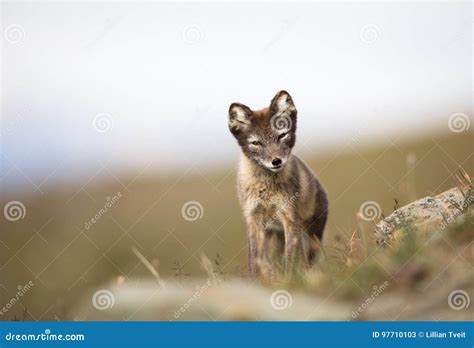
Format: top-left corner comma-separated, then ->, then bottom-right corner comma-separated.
303,235 -> 323,266
305,203 -> 328,265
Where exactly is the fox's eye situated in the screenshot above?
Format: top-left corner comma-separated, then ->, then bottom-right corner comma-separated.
278,133 -> 289,141
250,141 -> 262,146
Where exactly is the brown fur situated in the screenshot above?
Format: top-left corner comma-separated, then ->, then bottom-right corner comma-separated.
228,91 -> 328,276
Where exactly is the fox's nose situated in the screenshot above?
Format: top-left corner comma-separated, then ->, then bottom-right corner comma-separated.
272,158 -> 282,167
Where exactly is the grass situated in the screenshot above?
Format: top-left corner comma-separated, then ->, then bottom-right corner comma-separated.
187,184 -> 473,306
0,130 -> 472,320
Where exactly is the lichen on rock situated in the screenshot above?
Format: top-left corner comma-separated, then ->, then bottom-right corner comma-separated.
375,186 -> 472,245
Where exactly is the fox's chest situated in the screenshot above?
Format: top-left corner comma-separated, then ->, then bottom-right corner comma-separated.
238,179 -> 289,218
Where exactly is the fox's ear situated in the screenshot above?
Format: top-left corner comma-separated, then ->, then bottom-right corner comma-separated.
228,103 -> 253,134
270,90 -> 296,117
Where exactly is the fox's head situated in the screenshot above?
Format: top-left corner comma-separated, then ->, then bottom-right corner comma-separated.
228,90 -> 297,173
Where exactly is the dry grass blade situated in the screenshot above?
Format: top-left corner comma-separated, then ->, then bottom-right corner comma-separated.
132,247 -> 162,287
459,167 -> 471,184
455,167 -> 472,189
200,253 -> 220,284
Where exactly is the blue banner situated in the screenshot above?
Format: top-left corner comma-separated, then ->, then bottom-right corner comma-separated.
0,321 -> 472,347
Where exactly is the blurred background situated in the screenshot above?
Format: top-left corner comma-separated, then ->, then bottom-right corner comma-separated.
0,1 -> 472,320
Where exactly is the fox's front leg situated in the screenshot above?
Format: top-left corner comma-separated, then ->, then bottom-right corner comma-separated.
281,215 -> 304,273
246,217 -> 266,276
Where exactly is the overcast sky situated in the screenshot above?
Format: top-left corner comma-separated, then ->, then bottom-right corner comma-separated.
1,1 -> 472,188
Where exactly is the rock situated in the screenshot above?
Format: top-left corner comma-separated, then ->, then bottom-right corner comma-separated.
375,187 -> 472,245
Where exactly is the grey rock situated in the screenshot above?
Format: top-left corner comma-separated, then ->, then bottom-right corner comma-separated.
375,187 -> 470,245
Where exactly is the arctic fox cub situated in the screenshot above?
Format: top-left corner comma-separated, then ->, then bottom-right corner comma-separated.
228,91 -> 328,275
